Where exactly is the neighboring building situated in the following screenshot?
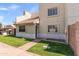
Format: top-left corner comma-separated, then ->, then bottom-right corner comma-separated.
0,25 -> 16,35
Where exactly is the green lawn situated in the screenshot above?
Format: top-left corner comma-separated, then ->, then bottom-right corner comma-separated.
28,40 -> 74,56
0,35 -> 33,47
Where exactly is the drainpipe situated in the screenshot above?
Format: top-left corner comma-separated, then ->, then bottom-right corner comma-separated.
35,23 -> 38,39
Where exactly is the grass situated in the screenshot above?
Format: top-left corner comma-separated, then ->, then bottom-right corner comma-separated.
28,40 -> 74,56
0,35 -> 33,47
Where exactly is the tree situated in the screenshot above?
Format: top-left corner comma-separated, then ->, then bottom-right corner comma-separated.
0,23 -> 2,29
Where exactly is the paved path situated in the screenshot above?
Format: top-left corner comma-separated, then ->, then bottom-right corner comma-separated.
0,42 -> 39,56
18,39 -> 41,50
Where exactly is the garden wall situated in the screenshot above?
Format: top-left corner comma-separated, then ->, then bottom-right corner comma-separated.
68,22 -> 79,55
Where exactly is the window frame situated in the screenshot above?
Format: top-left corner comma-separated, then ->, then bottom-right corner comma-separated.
19,25 -> 25,32
48,25 -> 58,33
48,7 -> 59,16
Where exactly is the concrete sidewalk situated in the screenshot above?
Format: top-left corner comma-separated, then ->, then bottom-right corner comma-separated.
0,42 -> 39,56
18,39 -> 41,50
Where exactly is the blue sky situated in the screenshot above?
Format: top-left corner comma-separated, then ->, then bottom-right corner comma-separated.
0,3 -> 39,25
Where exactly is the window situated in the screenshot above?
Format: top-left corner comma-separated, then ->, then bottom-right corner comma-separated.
19,25 -> 25,32
48,25 -> 57,32
48,8 -> 58,16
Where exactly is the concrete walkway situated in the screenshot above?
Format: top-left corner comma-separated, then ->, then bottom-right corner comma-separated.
18,39 -> 41,50
0,42 -> 39,56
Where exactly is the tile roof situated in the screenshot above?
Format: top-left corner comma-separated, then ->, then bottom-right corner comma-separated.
15,16 -> 39,25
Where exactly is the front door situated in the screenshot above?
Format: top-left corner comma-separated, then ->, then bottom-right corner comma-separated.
35,24 -> 39,38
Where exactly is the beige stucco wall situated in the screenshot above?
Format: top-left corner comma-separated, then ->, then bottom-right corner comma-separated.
16,24 -> 36,38
39,3 -> 65,34
65,4 -> 79,25
38,3 -> 67,40
39,3 -> 79,40
64,3 -> 79,42
16,24 -> 35,34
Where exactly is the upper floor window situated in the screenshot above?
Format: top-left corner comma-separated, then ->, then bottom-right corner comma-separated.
48,8 -> 58,16
19,25 -> 25,32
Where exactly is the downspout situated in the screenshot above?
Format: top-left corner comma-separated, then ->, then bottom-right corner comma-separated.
35,23 -> 38,39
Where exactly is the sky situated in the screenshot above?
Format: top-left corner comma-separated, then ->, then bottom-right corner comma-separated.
0,3 -> 39,25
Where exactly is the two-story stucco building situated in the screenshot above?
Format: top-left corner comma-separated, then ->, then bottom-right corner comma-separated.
15,3 -> 79,43
38,3 -> 79,42
38,3 -> 66,40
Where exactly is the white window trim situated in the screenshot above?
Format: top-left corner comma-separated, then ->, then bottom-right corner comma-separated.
19,25 -> 26,32
47,7 -> 60,17
48,25 -> 58,33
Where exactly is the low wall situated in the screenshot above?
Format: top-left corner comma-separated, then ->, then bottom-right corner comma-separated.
68,22 -> 79,55
38,33 -> 66,40
16,32 -> 36,39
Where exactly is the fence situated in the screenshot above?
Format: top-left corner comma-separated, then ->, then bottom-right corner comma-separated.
68,22 -> 79,55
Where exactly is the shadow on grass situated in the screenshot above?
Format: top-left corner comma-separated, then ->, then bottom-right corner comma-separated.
41,40 -> 74,56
